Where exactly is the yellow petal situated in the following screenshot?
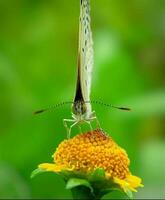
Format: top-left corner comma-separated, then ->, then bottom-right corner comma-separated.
126,174 -> 144,188
38,163 -> 62,172
114,173 -> 144,194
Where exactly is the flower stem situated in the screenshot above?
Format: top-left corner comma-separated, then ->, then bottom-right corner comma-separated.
71,186 -> 99,200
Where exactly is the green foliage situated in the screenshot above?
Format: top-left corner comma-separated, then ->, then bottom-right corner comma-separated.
31,167 -> 134,199
64,168 -> 134,199
66,178 -> 93,192
31,168 -> 47,179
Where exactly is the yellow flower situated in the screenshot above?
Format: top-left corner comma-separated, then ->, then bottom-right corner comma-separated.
39,129 -> 143,194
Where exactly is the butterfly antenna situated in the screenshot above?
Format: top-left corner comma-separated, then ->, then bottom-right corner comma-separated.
33,101 -> 73,115
89,100 -> 131,111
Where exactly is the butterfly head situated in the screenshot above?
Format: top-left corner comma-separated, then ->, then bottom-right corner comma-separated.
72,100 -> 87,116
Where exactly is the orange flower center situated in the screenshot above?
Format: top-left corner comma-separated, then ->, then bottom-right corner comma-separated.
54,130 -> 130,179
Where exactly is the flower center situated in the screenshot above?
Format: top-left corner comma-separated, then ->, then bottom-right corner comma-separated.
54,130 -> 130,180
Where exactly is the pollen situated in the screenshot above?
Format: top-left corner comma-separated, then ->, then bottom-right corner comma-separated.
53,130 -> 130,180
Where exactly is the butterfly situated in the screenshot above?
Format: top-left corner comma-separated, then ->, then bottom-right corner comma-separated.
63,0 -> 101,138
34,0 -> 131,138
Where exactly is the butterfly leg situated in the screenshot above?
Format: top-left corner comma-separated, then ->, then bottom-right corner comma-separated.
89,117 -> 105,135
78,125 -> 82,133
84,120 -> 93,131
91,116 -> 106,135
63,119 -> 76,139
95,117 -> 101,130
89,113 -> 103,131
69,121 -> 80,138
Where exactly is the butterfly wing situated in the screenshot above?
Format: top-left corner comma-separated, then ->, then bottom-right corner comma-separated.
78,0 -> 94,114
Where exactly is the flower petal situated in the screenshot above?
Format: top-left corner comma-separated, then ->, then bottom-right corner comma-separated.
126,174 -> 144,189
39,163 -> 62,172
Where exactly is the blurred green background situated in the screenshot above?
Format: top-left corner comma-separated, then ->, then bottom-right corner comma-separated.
0,0 -> 165,199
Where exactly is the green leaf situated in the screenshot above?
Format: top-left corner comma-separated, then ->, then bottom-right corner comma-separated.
99,187 -> 120,196
125,189 -> 133,199
100,187 -> 134,199
89,168 -> 105,181
30,168 -> 47,179
66,178 -> 93,193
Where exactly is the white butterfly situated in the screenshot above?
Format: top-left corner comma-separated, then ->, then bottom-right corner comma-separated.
33,0 -> 130,137
63,0 -> 100,138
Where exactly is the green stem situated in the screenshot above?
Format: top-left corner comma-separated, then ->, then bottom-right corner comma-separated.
71,186 -> 99,200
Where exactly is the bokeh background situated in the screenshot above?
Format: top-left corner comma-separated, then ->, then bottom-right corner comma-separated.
0,0 -> 165,199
